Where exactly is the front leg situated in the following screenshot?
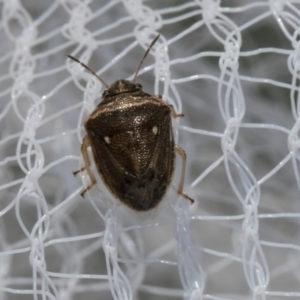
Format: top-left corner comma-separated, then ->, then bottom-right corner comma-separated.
155,95 -> 184,118
170,105 -> 184,118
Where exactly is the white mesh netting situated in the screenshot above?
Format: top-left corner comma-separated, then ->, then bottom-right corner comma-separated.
1,0 -> 300,299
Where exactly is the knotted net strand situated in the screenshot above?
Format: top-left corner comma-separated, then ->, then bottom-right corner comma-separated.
1,0 -> 300,299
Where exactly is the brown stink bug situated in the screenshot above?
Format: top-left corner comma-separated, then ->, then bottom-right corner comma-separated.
68,35 -> 194,211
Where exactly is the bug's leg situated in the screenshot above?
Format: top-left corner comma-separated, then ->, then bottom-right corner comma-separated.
74,135 -> 97,197
175,145 -> 194,204
73,167 -> 85,176
73,136 -> 89,176
170,105 -> 184,118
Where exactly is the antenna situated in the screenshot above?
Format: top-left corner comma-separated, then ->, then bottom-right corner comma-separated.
132,34 -> 160,84
67,55 -> 110,89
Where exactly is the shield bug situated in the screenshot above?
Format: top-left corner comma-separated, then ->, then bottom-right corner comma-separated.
68,34 -> 194,211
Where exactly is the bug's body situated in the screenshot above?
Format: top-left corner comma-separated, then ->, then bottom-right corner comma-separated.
85,80 -> 174,211
68,35 -> 194,211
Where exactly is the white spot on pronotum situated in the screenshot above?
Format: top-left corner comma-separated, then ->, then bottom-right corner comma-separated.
104,136 -> 110,144
152,126 -> 158,135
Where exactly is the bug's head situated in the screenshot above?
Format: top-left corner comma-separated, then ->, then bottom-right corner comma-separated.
103,80 -> 143,97
102,35 -> 160,99
67,34 -> 160,101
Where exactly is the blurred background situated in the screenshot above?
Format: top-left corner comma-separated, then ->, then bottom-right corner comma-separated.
1,0 -> 300,299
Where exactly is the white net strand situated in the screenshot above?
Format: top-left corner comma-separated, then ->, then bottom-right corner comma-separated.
176,203 -> 204,299
1,0 -> 300,299
214,5 -> 271,296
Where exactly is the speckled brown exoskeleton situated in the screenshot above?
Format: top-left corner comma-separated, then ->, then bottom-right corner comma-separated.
68,35 -> 194,211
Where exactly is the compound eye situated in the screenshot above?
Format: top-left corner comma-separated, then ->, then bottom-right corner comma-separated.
135,83 -> 142,89
103,90 -> 109,97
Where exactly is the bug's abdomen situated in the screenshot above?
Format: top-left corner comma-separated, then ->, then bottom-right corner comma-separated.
120,170 -> 168,211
